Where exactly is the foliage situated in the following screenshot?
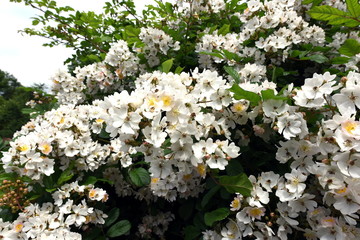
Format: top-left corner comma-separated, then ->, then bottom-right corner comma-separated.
0,70 -> 54,139
1,0 -> 360,239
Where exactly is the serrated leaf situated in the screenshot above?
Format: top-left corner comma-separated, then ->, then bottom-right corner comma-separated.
107,220 -> 131,237
331,56 -> 351,64
104,208 -> 120,227
204,208 -> 230,226
21,108 -> 35,115
32,19 -> 40,26
0,172 -> 18,182
129,168 -> 150,187
229,84 -> 261,107
218,173 -> 253,196
218,24 -> 230,36
43,175 -> 54,189
302,0 -> 323,5
161,58 -> 174,73
175,66 -> 184,74
308,5 -> 359,26
224,66 -> 240,84
201,185 -> 221,208
300,54 -> 329,63
339,39 -> 360,57
45,188 -> 57,193
82,176 -> 98,185
57,168 -> 74,186
124,25 -> 140,37
346,0 -> 360,17
199,51 -> 224,59
261,89 -> 288,101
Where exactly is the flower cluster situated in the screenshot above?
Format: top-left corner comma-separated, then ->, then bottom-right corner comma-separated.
51,70 -> 86,105
0,181 -> 107,239
177,0 -> 226,14
139,27 -> 180,67
52,39 -> 140,105
201,71 -> 360,239
137,211 -> 174,239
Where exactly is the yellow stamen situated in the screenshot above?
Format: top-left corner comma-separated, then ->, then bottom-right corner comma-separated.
343,121 -> 359,135
96,119 -> 104,124
17,144 -> 29,152
335,187 -> 347,195
39,143 -> 52,155
196,164 -> 206,177
232,102 -> 246,113
89,189 -> 97,198
147,97 -> 158,106
161,95 -> 172,107
183,174 -> 192,181
231,198 -> 240,209
14,223 -> 23,233
151,178 -> 159,184
248,207 -> 263,218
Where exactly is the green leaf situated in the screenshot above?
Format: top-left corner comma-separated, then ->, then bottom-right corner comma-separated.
104,208 -> 120,227
43,175 -> 54,189
225,160 -> 244,176
81,176 -> 98,185
45,188 -> 57,193
99,128 -> 111,139
128,168 -> 150,187
199,51 -> 224,59
184,225 -> 201,240
27,194 -> 41,201
308,5 -> 359,27
261,89 -> 288,101
346,0 -> 360,17
107,220 -> 131,238
21,108 -> 35,115
161,58 -> 174,73
339,39 -> 360,57
57,167 -> 74,186
331,56 -> 351,64
175,66 -> 184,74
32,19 -> 40,26
229,84 -> 261,107
204,208 -> 230,226
300,54 -> 329,63
224,66 -> 240,84
124,25 -> 140,37
218,24 -> 230,36
0,172 -> 18,182
201,185 -> 221,208
218,173 -> 253,196
302,0 -> 323,6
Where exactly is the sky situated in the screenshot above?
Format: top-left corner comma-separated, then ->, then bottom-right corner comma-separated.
0,0 -> 155,89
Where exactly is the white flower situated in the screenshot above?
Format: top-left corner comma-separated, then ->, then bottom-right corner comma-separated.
277,112 -> 308,139
284,169 -> 307,194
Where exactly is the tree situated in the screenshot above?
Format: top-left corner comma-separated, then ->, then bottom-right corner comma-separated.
0,69 -> 54,138
0,69 -> 21,99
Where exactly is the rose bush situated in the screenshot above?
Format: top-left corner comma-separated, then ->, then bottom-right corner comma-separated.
1,0 -> 360,239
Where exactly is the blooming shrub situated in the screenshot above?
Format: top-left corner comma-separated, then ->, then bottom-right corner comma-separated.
2,0 -> 360,239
